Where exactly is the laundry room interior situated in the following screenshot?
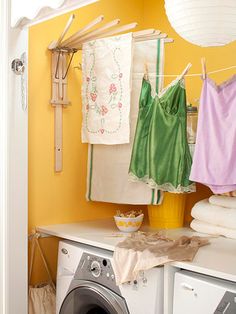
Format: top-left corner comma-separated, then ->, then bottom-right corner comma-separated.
22,0 -> 236,313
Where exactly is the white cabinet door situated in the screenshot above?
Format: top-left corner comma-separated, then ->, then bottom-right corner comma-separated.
173,271 -> 236,314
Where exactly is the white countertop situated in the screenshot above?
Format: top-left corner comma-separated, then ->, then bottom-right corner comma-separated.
37,218 -> 236,282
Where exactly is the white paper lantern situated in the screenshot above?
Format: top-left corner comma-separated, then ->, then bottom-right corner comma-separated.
165,0 -> 236,47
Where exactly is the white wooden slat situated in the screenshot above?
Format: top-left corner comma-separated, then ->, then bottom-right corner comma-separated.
48,14 -> 75,49
66,18 -> 121,48
61,15 -> 104,47
79,22 -> 138,43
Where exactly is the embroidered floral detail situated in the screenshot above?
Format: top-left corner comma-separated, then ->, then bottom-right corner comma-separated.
109,83 -> 117,94
84,46 -> 124,135
90,93 -> 97,102
101,105 -> 108,116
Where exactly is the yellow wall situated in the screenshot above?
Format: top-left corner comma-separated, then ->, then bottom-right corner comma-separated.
28,0 -> 144,284
29,0 -> 236,284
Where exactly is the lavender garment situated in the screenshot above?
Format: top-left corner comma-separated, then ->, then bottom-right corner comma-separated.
190,75 -> 236,194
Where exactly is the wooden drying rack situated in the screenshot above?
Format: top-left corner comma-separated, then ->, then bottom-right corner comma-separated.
48,14 -> 174,172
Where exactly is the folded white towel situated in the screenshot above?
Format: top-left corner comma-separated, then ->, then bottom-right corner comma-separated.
191,219 -> 236,240
209,195 -> 236,209
191,199 -> 236,229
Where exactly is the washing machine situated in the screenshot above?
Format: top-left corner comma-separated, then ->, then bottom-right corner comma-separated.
56,240 -> 164,314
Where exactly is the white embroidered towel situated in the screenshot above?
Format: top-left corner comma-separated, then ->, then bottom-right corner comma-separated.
82,33 -> 133,144
86,39 -> 165,204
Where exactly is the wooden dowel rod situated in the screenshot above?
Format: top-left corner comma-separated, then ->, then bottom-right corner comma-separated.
66,18 -> 121,48
48,14 -> 75,50
133,29 -> 156,37
61,15 -> 104,47
72,22 -> 138,49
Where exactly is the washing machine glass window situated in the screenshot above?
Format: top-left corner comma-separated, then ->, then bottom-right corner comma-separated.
59,280 -> 129,314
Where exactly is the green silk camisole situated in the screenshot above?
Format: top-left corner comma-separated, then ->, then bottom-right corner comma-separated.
129,77 -> 195,193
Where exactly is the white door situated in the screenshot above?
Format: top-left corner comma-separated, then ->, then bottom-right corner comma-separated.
0,1 -> 98,313
7,28 -> 29,314
0,1 -> 28,313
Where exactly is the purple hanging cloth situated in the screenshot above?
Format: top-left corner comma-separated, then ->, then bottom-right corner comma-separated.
190,75 -> 236,194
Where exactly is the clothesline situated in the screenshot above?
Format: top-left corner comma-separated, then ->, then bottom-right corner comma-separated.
133,65 -> 236,77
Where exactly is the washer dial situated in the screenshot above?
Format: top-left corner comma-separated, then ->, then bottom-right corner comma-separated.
90,260 -> 101,277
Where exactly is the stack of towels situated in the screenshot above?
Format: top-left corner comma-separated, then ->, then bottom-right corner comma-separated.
190,195 -> 236,239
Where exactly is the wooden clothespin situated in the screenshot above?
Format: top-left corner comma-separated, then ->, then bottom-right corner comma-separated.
201,57 -> 207,80
144,62 -> 149,80
180,63 -> 192,79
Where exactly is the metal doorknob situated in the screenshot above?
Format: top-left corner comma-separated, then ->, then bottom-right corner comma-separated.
11,58 -> 25,75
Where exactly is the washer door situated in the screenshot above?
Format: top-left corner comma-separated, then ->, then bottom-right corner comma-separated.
59,280 -> 129,314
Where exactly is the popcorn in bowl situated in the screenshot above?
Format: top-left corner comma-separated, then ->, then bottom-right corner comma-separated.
114,210 -> 144,232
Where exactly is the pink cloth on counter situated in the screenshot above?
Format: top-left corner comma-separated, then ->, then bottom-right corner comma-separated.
190,75 -> 236,193
112,233 -> 209,285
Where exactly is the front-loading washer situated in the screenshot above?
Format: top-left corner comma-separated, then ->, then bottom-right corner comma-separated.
56,240 -> 164,314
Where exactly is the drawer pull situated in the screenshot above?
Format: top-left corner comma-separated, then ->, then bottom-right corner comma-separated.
181,283 -> 194,291
61,248 -> 68,255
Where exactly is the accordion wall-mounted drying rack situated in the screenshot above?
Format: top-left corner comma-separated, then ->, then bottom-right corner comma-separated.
48,14 -> 174,172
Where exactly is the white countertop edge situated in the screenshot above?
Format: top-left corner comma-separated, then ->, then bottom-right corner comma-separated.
36,226 -> 115,251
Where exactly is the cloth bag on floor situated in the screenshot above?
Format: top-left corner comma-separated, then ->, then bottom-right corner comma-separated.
28,234 -> 56,314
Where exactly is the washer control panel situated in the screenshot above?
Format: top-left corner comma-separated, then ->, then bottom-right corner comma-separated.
74,252 -> 119,293
86,255 -> 115,281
